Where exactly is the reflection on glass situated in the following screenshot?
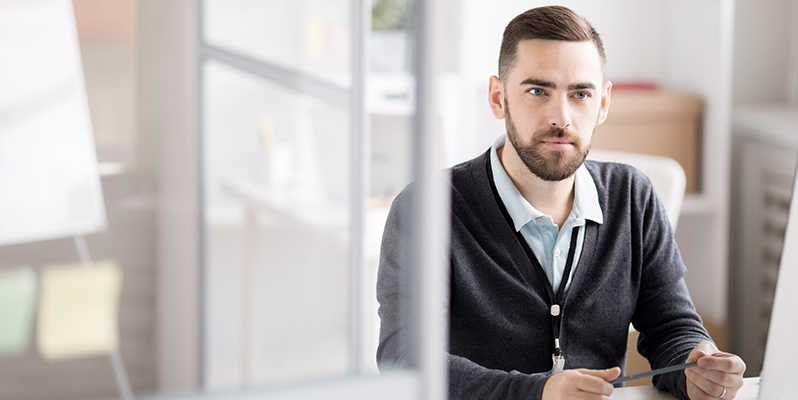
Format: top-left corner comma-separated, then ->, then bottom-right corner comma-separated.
203,0 -> 352,88
200,0 -> 422,393
369,0 -> 414,199
202,60 -> 351,388
362,0 -> 416,376
371,0 -> 413,74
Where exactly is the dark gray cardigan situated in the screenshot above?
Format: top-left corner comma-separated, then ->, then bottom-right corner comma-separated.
376,150 -> 711,400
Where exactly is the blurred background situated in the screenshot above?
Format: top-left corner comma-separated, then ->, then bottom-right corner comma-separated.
0,0 -> 796,399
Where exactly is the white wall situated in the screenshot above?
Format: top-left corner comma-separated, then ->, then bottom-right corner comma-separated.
732,0 -> 798,106
452,1 -> 734,327
457,0 -> 671,163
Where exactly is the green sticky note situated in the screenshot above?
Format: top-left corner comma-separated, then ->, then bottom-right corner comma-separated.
0,267 -> 38,356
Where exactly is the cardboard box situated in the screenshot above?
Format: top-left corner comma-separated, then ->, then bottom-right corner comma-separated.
592,89 -> 703,193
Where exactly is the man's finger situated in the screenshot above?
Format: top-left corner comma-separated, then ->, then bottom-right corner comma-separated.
686,379 -> 717,400
574,372 -> 616,396
686,341 -> 716,363
689,366 -> 741,388
686,367 -> 727,396
686,349 -> 708,364
577,367 -> 622,395
543,369 -> 618,400
580,367 -> 622,381
697,353 -> 746,374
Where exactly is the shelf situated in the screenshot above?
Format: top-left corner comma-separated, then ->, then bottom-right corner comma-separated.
219,177 -> 349,231
365,73 -> 414,116
681,194 -> 719,215
733,105 -> 798,147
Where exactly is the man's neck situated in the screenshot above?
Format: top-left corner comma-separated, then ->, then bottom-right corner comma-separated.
498,144 -> 576,229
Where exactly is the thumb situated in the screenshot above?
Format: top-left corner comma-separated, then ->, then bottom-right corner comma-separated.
687,340 -> 717,363
581,367 -> 622,382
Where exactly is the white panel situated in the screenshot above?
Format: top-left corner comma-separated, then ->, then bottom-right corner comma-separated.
0,0 -> 106,246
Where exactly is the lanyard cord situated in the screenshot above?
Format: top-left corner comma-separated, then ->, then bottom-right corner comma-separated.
485,155 -> 580,357
514,227 -> 579,356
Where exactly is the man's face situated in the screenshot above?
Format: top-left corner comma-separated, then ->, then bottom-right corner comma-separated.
489,39 -> 611,181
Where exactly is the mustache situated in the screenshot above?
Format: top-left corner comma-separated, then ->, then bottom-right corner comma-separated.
534,127 -> 579,142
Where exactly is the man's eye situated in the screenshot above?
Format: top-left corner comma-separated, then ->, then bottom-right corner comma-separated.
529,88 -> 545,96
574,92 -> 589,100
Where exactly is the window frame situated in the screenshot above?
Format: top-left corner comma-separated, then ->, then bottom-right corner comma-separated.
177,0 -> 452,399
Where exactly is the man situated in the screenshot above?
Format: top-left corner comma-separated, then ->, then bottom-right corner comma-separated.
376,5 -> 745,400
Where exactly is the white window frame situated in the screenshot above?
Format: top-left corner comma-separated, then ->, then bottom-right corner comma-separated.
147,0 -> 450,399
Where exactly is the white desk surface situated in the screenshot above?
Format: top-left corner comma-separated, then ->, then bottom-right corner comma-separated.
138,376 -> 763,400
614,377 -> 760,400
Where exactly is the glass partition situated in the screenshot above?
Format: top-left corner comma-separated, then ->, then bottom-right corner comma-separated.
198,1 -> 445,397
203,0 -> 352,87
202,59 -> 351,387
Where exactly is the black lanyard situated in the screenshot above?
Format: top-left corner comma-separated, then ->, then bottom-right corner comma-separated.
514,226 -> 579,357
486,155 -> 580,359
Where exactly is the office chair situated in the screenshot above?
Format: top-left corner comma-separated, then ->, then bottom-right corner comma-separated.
588,149 -> 686,231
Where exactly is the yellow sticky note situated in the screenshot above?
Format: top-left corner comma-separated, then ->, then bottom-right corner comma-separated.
258,120 -> 276,150
306,17 -> 323,58
0,267 -> 37,356
335,24 -> 350,66
37,260 -> 121,361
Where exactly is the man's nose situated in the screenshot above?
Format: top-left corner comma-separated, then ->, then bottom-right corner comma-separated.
548,97 -> 572,129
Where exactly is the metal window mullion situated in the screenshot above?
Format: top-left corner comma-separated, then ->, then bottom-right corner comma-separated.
200,44 -> 350,107
411,0 -> 450,399
198,0 -> 208,388
348,0 -> 369,376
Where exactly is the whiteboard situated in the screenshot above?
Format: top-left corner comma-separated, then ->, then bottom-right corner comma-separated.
0,0 -> 106,246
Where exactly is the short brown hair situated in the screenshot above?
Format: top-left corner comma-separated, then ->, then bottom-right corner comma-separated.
498,6 -> 606,79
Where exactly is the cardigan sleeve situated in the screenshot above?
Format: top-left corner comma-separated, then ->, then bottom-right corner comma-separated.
447,354 -> 550,400
376,187 -> 550,400
630,175 -> 713,400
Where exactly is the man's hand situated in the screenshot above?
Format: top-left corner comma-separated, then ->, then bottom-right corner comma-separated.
542,367 -> 621,400
685,341 -> 746,400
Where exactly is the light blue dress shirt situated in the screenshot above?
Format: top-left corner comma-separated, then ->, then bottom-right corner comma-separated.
490,135 -> 604,294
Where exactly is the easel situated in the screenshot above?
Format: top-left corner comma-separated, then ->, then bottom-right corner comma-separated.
73,235 -> 133,400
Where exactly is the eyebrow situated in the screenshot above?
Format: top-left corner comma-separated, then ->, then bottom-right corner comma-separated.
569,82 -> 597,91
520,78 -> 555,88
519,78 -> 596,91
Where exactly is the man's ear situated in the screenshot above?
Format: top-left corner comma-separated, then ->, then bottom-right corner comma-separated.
488,75 -> 506,119
597,80 -> 612,125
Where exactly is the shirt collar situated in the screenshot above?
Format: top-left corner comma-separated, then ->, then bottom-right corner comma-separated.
573,158 -> 604,225
489,135 -> 603,231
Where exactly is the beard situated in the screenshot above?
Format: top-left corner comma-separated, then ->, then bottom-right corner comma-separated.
504,99 -> 595,182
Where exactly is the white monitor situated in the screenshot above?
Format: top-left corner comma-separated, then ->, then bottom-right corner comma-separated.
758,165 -> 798,399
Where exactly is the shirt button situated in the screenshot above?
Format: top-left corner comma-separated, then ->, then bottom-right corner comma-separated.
536,218 -> 545,226
554,248 -> 561,257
